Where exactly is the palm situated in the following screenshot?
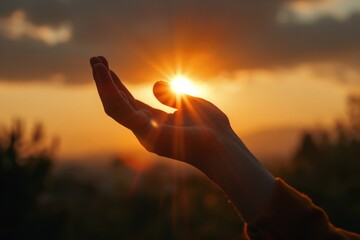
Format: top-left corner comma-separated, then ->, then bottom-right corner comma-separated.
90,56 -> 231,167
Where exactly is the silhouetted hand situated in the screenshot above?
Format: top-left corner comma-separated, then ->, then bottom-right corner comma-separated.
90,56 -> 275,222
90,56 -> 238,172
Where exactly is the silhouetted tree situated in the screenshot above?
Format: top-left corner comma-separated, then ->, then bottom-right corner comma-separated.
0,120 -> 60,239
282,95 -> 360,232
347,94 -> 360,139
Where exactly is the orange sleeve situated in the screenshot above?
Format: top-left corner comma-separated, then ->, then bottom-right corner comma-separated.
244,178 -> 360,240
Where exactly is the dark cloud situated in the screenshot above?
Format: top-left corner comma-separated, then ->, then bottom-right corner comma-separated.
0,0 -> 359,84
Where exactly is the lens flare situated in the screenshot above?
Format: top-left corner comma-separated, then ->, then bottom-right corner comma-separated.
170,76 -> 197,95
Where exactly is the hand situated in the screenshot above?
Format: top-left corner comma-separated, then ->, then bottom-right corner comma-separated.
90,56 -> 275,222
90,56 -> 238,174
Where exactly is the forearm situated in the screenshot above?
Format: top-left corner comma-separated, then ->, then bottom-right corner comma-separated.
205,130 -> 275,223
246,178 -> 360,239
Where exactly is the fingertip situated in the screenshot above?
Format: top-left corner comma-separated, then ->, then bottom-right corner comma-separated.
90,56 -> 100,67
153,81 -> 178,108
90,56 -> 109,69
153,81 -> 171,99
97,56 -> 109,68
153,80 -> 169,90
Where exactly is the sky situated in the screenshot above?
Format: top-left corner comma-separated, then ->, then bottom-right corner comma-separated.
0,0 -> 359,164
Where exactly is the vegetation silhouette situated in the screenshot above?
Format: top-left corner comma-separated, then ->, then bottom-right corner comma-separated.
1,95 -> 358,238
0,120 -> 63,239
280,94 -> 360,232
0,120 -> 244,239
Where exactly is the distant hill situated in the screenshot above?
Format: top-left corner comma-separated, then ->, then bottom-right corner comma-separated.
56,127 -> 305,170
240,127 -> 304,165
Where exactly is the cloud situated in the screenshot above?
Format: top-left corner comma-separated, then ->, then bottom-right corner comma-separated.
0,10 -> 72,46
0,0 -> 359,84
279,0 -> 360,23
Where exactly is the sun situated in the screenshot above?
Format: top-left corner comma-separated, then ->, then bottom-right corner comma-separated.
170,75 -> 197,95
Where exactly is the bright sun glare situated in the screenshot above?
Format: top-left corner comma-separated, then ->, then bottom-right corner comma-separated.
170,76 -> 197,95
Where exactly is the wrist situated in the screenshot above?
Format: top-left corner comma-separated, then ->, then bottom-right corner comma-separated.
206,128 -> 276,222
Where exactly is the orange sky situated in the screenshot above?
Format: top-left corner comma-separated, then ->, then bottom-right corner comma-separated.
0,65 -> 352,162
0,0 -> 359,164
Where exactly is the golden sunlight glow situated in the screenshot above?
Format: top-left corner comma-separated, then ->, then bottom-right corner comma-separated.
170,76 -> 197,95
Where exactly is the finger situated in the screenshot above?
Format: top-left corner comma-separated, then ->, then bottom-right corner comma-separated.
90,56 -> 139,109
152,81 -> 179,108
97,56 -> 109,68
110,70 -> 135,99
91,61 -> 108,105
90,56 -> 109,69
110,70 -> 134,99
91,56 -> 134,101
90,56 -> 102,67
90,57 -> 134,98
109,70 -> 139,109
92,63 -> 135,118
91,59 -> 160,133
92,64 -> 150,132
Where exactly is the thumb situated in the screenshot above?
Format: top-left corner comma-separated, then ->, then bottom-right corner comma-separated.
153,81 -> 206,110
